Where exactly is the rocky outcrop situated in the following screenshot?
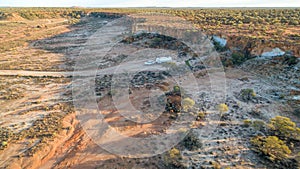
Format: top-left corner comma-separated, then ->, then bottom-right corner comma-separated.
226,36 -> 300,58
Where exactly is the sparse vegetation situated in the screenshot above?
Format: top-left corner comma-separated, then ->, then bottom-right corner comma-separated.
268,116 -> 300,141
196,111 -> 206,121
164,147 -> 183,168
240,88 -> 256,102
173,85 -> 181,93
0,7 -> 300,169
251,136 -> 291,161
211,161 -> 221,169
252,120 -> 266,131
243,119 -> 252,127
182,97 -> 195,111
250,116 -> 300,167
231,52 -> 247,65
0,127 -> 13,150
180,131 -> 202,151
218,103 -> 229,113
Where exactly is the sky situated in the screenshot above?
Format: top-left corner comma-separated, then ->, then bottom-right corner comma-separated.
0,0 -> 299,7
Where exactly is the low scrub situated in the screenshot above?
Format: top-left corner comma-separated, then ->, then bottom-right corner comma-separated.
251,136 -> 291,161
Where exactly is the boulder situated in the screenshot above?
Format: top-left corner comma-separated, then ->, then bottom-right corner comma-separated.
260,48 -> 285,59
212,36 -> 227,47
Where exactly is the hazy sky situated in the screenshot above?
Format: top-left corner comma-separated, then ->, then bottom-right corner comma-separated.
1,0 -> 299,7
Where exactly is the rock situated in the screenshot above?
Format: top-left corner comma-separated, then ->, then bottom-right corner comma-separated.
260,48 -> 285,59
212,36 -> 227,47
292,95 -> 300,100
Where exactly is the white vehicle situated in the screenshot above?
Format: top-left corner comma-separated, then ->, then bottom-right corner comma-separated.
144,60 -> 156,65
155,57 -> 172,64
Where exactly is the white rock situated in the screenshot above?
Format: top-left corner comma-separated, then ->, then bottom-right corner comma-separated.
261,48 -> 285,58
212,36 -> 227,47
135,30 -> 147,35
293,95 -> 300,100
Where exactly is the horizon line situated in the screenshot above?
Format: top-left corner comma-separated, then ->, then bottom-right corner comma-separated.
1,6 -> 300,8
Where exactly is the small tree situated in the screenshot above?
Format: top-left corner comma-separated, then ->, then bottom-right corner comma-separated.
218,103 -> 229,113
251,136 -> 291,161
268,116 -> 300,141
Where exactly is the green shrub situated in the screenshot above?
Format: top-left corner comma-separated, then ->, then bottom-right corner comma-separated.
231,52 -> 246,65
251,136 -> 291,161
284,55 -> 298,66
185,60 -> 192,68
252,120 -> 266,131
240,88 -> 256,101
268,116 -> 300,141
181,132 -> 202,151
173,85 -> 181,93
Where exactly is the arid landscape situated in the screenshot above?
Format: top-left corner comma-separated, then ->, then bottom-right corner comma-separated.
0,7 -> 300,169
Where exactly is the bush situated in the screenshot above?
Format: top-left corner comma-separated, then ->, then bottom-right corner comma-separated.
251,136 -> 291,161
243,119 -> 252,127
289,20 -> 299,25
268,116 -> 300,141
182,98 -> 195,111
196,111 -> 206,121
181,132 -> 202,151
169,148 -> 181,159
284,55 -> 298,66
217,103 -> 229,113
211,161 -> 221,169
173,85 -> 181,93
240,88 -> 256,102
0,127 -> 13,150
185,60 -> 192,68
164,147 -> 183,168
252,120 -> 266,131
231,52 -> 246,65
1,141 -> 8,147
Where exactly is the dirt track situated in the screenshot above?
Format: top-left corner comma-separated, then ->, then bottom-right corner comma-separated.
1,14 -> 300,169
